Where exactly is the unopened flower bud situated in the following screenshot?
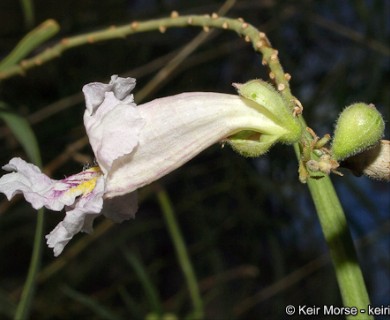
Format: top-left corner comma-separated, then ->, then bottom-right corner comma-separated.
332,103 -> 385,161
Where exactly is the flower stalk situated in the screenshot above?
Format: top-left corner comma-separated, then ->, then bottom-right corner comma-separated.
306,174 -> 372,319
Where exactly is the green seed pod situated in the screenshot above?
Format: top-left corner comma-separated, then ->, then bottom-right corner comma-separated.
234,79 -> 302,144
331,103 -> 385,161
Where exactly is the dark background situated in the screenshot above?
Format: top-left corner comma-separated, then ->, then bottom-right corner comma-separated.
0,0 -> 389,319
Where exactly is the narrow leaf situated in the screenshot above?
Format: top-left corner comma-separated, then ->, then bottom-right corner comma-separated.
0,102 -> 41,165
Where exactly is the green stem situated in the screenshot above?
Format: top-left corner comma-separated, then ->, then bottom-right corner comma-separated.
157,189 -> 203,319
0,19 -> 59,72
14,208 -> 45,320
0,14 -> 278,82
306,177 -> 372,319
7,122 -> 44,320
19,0 -> 35,30
122,251 -> 163,315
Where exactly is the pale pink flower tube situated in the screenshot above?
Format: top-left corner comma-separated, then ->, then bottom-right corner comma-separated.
83,77 -> 287,198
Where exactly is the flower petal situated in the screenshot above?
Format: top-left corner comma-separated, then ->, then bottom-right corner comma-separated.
45,175 -> 105,256
82,82 -> 113,115
83,75 -> 136,115
0,157 -> 52,207
0,158 -> 102,211
110,74 -> 136,101
83,76 -> 145,174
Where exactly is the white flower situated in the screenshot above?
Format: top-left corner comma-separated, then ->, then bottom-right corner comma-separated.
84,76 -> 297,198
0,75 -> 300,256
0,158 -> 137,256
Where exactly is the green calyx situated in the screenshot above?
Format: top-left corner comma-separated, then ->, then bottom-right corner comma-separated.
228,131 -> 279,157
331,103 -> 385,161
228,79 -> 302,157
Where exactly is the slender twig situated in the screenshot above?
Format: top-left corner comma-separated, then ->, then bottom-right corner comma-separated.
13,149 -> 43,320
13,209 -> 44,320
310,13 -> 390,56
0,14 -> 280,85
19,0 -> 35,30
136,0 -> 236,101
234,219 -> 390,316
157,188 -> 203,319
0,19 -> 59,71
